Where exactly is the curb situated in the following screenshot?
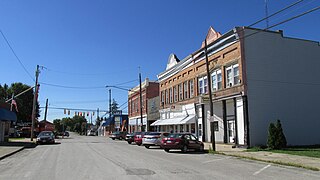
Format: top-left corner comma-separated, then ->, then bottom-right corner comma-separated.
215,152 -> 320,171
0,147 -> 25,161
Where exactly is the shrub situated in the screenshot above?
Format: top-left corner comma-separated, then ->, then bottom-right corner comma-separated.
267,120 -> 287,149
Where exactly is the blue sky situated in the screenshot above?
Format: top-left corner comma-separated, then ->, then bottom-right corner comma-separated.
0,0 -> 319,122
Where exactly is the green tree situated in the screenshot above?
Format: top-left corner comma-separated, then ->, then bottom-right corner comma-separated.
53,119 -> 63,132
275,120 -> 287,149
111,99 -> 120,114
267,122 -> 277,149
0,83 -> 40,123
267,119 -> 287,149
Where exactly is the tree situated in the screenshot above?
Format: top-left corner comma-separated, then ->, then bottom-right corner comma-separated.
267,122 -> 277,149
275,120 -> 287,149
267,119 -> 287,149
53,119 -> 63,132
0,83 -> 40,123
111,99 -> 120,114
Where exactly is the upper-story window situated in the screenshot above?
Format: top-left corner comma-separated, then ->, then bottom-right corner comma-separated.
226,64 -> 239,88
178,83 -> 183,101
183,81 -> 188,99
169,87 -> 173,103
189,79 -> 194,98
211,69 -> 222,91
198,76 -> 208,94
160,91 -> 164,105
165,89 -> 169,104
173,86 -> 178,102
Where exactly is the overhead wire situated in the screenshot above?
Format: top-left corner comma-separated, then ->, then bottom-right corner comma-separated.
0,30 -> 35,82
239,5 -> 320,40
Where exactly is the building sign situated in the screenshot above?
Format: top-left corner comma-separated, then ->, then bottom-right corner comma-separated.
115,116 -> 121,128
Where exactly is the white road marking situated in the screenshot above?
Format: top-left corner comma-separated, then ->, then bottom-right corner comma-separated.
253,164 -> 271,175
202,157 -> 231,164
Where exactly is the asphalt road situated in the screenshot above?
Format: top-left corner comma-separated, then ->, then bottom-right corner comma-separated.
0,133 -> 319,180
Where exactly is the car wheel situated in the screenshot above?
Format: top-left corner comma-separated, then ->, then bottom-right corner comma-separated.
198,145 -> 204,152
164,148 -> 170,152
181,145 -> 188,153
137,143 -> 141,146
119,137 -> 122,140
145,145 -> 150,149
128,141 -> 132,144
112,138 -> 115,140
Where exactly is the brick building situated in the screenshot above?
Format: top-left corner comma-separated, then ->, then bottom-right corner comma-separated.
153,26 -> 320,147
128,78 -> 159,132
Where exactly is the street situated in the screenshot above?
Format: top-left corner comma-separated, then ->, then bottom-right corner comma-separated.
0,133 -> 319,180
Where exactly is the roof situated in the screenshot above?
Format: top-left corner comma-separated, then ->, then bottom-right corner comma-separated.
0,108 -> 17,122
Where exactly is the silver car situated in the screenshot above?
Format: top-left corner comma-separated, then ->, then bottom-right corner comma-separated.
142,132 -> 169,149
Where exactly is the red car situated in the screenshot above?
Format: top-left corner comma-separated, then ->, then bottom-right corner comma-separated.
134,132 -> 148,146
161,133 -> 204,153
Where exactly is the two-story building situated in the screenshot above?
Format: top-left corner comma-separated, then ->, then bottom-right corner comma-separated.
153,26 -> 320,147
128,78 -> 159,132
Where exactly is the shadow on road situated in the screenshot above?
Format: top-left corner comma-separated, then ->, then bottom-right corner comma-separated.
0,142 -> 37,148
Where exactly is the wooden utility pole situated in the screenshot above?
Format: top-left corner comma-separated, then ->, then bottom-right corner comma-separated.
204,39 -> 216,151
43,98 -> 48,131
139,70 -> 143,131
31,65 -> 39,141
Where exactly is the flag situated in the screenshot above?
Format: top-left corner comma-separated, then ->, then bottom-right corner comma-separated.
11,99 -> 18,112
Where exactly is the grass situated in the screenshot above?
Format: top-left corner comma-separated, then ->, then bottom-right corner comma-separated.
247,146 -> 320,158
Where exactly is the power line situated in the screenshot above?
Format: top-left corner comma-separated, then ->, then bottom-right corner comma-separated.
0,30 -> 35,82
40,106 -> 109,112
240,5 -> 320,40
40,82 -> 106,89
43,99 -> 107,104
248,0 -> 305,27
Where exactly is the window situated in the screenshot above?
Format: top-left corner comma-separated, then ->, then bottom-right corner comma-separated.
198,76 -> 208,94
161,91 -> 164,105
173,86 -> 178,102
225,64 -> 239,87
189,79 -> 194,98
213,121 -> 219,131
183,81 -> 188,99
178,84 -> 183,101
211,69 -> 222,91
165,89 -> 168,104
169,87 -> 173,103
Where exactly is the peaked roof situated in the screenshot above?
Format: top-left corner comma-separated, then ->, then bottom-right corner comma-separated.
201,26 -> 222,48
166,53 -> 180,70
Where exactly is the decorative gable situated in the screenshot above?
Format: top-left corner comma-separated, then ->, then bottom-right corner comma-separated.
166,53 -> 180,70
201,26 -> 222,48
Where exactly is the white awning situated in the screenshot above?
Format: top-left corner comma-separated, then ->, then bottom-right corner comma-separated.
179,115 -> 195,124
151,115 -> 195,126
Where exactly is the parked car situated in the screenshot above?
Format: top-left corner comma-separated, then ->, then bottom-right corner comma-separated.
36,131 -> 55,145
142,132 -> 169,149
110,131 -> 127,140
161,133 -> 204,153
134,132 -> 149,146
125,132 -> 136,144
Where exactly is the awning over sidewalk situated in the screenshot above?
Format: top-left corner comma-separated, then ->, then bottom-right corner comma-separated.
151,115 -> 195,126
0,108 -> 17,122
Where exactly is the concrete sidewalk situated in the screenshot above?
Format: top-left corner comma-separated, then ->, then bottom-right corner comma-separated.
0,139 -> 37,161
204,143 -> 320,171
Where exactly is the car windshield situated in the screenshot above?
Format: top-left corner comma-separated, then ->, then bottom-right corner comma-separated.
148,132 -> 161,136
39,132 -> 53,136
167,133 -> 182,138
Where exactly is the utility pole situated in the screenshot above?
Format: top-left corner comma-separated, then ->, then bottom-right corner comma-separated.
31,65 -> 40,141
44,98 -> 48,131
109,89 -> 112,133
204,39 -> 215,151
139,70 -> 143,132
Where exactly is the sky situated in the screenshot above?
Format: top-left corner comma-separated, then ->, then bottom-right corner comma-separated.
0,0 -> 319,123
